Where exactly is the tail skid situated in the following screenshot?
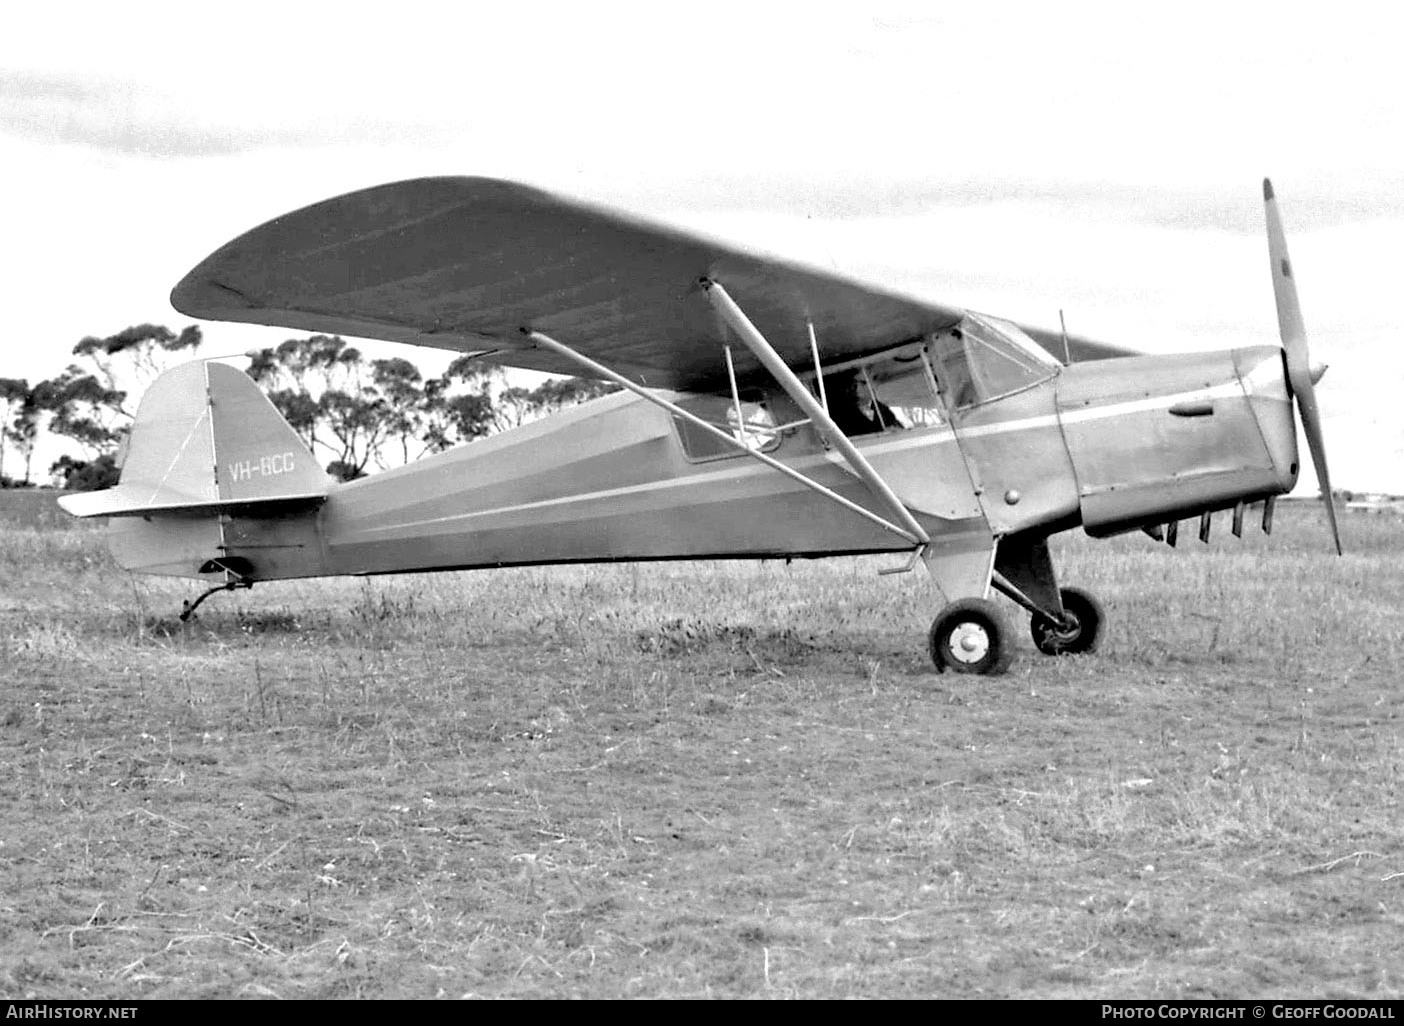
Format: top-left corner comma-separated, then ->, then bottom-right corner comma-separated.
60,361 -> 331,518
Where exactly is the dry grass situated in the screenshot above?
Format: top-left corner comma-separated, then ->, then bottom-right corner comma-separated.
1,495 -> 1402,998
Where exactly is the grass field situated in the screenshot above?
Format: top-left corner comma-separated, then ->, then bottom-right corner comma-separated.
1,489 -> 1402,998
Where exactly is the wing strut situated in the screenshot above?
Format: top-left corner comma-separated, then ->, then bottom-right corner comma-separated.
700,279 -> 931,547
808,321 -> 829,414
522,329 -> 925,546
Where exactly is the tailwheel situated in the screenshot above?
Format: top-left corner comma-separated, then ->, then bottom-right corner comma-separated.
929,598 -> 1013,675
1029,586 -> 1104,657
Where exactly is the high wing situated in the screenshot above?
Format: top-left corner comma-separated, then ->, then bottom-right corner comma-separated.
171,177 -> 1135,392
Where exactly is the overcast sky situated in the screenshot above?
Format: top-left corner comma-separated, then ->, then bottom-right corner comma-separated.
4,1 -> 1402,495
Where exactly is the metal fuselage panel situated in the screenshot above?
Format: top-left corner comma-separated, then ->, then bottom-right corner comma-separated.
107,389 -> 950,581
320,392 -> 943,575
227,390 -> 942,581
1054,345 -> 1298,536
108,513 -> 225,577
107,507 -> 328,578
936,378 -> 1081,536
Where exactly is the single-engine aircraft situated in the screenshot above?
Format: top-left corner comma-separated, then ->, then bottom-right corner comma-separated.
61,178 -> 1341,674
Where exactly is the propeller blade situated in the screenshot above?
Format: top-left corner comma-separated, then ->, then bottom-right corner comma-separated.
1263,178 -> 1343,555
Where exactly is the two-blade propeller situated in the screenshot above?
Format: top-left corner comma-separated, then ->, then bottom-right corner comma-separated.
1263,178 -> 1343,555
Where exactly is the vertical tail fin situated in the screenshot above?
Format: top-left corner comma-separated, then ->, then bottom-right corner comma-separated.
60,361 -> 331,518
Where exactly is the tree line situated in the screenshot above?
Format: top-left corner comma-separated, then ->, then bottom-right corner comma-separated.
0,325 -> 617,490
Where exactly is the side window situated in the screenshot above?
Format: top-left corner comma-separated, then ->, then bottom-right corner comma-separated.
673,395 -> 781,462
931,334 -> 981,410
869,354 -> 944,429
822,348 -> 944,436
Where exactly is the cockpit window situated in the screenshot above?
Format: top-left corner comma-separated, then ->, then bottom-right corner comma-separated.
932,313 -> 1060,410
864,352 -> 945,429
673,395 -> 781,462
819,345 -> 944,437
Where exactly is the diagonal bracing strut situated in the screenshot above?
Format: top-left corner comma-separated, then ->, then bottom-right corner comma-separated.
700,279 -> 931,547
522,329 -> 926,545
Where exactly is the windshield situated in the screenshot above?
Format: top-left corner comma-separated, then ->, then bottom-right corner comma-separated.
932,313 -> 1060,410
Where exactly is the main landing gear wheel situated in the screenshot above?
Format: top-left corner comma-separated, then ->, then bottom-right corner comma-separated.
929,598 -> 1013,675
1029,586 -> 1105,657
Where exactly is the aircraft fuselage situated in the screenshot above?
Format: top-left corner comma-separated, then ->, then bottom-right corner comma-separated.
106,343 -> 1298,585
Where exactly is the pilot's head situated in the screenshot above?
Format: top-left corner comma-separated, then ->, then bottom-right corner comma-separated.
831,369 -> 871,404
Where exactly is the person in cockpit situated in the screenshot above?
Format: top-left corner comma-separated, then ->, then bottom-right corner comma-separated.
826,370 -> 897,437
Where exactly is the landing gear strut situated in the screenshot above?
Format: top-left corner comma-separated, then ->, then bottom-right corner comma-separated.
929,598 -> 1013,675
180,579 -> 252,621
1029,586 -> 1105,657
180,558 -> 256,621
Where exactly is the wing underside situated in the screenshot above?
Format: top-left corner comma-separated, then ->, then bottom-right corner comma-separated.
171,177 -> 1135,392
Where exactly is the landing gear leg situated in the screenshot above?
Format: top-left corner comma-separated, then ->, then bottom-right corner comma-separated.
929,598 -> 1013,675
180,580 -> 252,622
1029,586 -> 1105,656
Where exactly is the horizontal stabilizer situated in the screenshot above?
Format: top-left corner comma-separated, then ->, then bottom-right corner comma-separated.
60,361 -> 332,518
59,483 -> 326,518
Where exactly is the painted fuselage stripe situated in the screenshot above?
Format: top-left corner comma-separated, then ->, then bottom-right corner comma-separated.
350,378 -> 1286,535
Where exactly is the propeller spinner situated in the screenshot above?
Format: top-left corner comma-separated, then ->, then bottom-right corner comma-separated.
1263,178 -> 1343,555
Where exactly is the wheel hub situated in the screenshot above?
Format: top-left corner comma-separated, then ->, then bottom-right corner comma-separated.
1048,613 -> 1082,643
1028,587 -> 1104,659
948,622 -> 990,663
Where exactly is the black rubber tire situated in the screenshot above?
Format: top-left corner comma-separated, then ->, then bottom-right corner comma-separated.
928,598 -> 1013,675
1029,586 -> 1105,656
